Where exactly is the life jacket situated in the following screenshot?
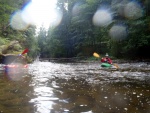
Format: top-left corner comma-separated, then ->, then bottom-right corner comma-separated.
101,58 -> 106,62
101,57 -> 112,64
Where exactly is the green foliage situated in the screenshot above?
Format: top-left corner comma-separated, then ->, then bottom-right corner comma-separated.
0,37 -> 9,45
7,0 -> 145,58
0,0 -> 38,61
36,0 -> 150,59
0,0 -> 149,60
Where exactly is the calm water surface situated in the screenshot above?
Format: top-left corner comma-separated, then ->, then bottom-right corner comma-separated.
0,61 -> 150,113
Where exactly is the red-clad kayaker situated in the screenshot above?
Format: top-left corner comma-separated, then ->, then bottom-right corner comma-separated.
101,53 -> 112,64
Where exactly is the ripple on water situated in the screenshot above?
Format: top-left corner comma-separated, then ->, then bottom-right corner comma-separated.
27,61 -> 150,113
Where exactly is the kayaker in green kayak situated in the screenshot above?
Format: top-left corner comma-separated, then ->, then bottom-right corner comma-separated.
101,53 -> 112,64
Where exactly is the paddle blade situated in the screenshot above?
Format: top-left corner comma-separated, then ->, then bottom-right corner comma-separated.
93,52 -> 100,58
113,63 -> 119,69
21,49 -> 29,55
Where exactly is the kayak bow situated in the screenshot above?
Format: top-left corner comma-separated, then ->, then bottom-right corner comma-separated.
101,63 -> 112,67
4,63 -> 28,73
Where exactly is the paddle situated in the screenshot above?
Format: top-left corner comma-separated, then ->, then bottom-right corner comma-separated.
18,48 -> 29,59
21,48 -> 29,55
113,63 -> 119,69
93,52 -> 119,69
93,52 -> 100,58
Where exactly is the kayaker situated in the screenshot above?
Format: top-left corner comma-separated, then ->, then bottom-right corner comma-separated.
17,54 -> 27,64
101,53 -> 112,64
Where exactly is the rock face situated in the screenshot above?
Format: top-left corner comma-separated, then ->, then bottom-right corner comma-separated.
1,41 -> 19,54
0,40 -> 22,64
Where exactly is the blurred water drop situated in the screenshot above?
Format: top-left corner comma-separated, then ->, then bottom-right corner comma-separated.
109,24 -> 127,41
72,2 -> 82,16
52,10 -> 63,27
124,1 -> 143,20
10,10 -> 29,30
22,0 -> 61,29
21,2 -> 34,25
93,9 -> 112,27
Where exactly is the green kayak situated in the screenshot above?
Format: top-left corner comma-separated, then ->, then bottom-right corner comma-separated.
101,63 -> 112,67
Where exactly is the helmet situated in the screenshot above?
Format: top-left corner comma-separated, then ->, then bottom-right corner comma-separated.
105,53 -> 109,57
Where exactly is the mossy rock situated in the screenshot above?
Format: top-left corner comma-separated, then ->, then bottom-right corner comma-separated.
1,40 -> 20,54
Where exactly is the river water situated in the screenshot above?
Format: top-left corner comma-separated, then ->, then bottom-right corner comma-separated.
0,61 -> 150,113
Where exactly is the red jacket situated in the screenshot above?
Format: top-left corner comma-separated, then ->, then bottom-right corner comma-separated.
101,57 -> 112,64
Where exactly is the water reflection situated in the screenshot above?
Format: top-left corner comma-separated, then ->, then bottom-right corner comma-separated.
28,61 -> 150,113
0,69 -> 34,113
0,62 -> 150,113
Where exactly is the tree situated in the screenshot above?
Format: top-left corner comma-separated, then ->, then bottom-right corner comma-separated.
0,0 -> 38,60
36,0 -> 150,59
